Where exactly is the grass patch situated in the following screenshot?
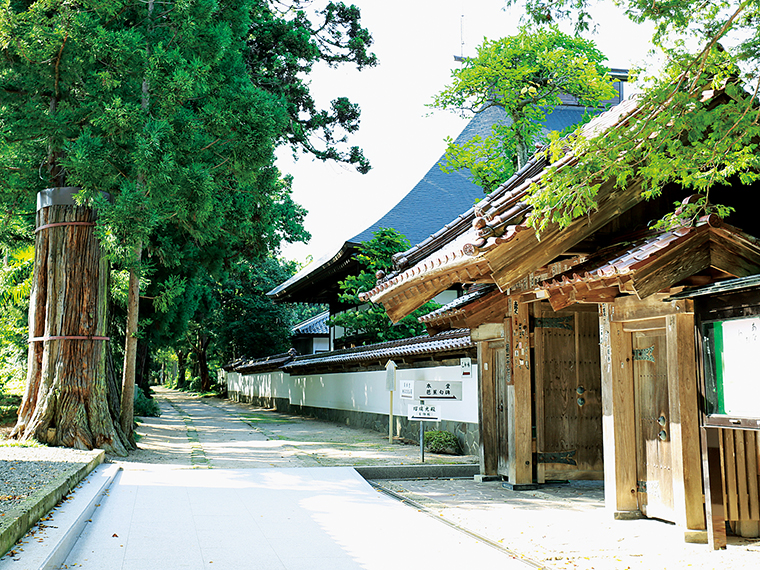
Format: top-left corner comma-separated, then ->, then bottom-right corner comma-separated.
0,438 -> 46,448
239,413 -> 293,424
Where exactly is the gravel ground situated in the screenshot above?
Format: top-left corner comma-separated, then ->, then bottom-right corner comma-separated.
0,446 -> 97,517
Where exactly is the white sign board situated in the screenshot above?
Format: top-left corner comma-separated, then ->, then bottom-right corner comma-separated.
460,357 -> 472,377
399,379 -> 415,400
408,403 -> 441,422
414,380 -> 463,401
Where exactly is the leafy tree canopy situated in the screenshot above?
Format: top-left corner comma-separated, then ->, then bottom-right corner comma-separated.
248,1 -> 377,173
504,1 -> 760,231
430,25 -> 616,192
331,228 -> 440,345
0,0 -> 375,356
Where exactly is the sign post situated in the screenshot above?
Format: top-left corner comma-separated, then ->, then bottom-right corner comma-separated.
385,360 -> 397,443
421,414 -> 424,463
408,400 -> 442,463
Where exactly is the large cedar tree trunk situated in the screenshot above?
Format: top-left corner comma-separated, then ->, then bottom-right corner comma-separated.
12,190 -> 130,455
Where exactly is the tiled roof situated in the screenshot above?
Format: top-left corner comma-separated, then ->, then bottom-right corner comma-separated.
225,348 -> 298,373
282,329 -> 473,371
361,97 -> 642,311
352,106 -> 591,246
291,310 -> 330,336
269,103 -> 598,305
534,219 -> 760,309
539,225 -> 698,291
419,284 -> 497,323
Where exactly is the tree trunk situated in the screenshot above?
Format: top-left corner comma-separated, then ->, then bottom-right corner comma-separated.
120,247 -> 141,443
136,339 -> 150,396
12,189 -> 129,455
198,335 -> 211,393
176,349 -> 187,389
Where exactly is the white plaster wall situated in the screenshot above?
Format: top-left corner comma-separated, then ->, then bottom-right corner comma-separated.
226,365 -> 478,424
227,370 -> 289,401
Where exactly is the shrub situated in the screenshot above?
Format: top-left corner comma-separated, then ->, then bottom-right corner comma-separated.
134,390 -> 161,417
187,377 -> 202,393
424,430 -> 461,455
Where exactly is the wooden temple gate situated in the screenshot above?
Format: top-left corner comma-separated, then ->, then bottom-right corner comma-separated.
476,299 -> 604,486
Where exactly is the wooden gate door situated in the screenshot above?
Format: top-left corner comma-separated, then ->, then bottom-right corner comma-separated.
632,330 -> 675,521
534,304 -> 603,482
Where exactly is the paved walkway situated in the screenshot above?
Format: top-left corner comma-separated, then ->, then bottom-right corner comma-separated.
3,387 -> 760,569
1,388 -> 514,570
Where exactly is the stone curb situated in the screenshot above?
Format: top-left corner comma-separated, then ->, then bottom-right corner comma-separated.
0,450 -> 104,559
355,463 -> 479,480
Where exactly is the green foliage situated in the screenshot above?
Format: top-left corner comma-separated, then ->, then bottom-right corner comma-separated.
331,228 -> 440,344
526,44 -> 758,233
0,241 -> 32,392
133,389 -> 161,418
207,256 -> 302,363
0,1 -> 376,393
424,430 -> 461,455
431,25 -> 616,192
247,1 -> 377,173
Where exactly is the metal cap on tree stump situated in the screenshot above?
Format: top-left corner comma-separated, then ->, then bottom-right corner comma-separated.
37,187 -> 112,210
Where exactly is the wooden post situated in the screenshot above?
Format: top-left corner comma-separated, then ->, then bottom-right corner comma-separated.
477,339 -> 498,476
599,303 -> 639,515
666,312 -> 707,532
509,297 -> 533,485
702,427 -> 727,549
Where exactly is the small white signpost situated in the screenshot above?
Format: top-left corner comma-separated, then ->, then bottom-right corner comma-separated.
386,360 -> 397,443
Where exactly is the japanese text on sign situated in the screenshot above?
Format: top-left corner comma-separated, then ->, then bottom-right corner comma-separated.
408,403 -> 441,421
413,380 -> 463,401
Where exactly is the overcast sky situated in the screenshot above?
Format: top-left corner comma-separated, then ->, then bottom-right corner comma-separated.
277,1 -> 655,265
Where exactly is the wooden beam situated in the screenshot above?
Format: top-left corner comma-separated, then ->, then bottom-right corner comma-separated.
488,178 -> 646,291
631,236 -> 711,298
622,317 -> 667,332
463,292 -> 512,328
508,297 -> 533,484
384,283 -> 450,323
471,323 -> 506,342
599,302 -> 639,514
666,312 -> 706,531
610,293 -> 693,322
709,230 -> 760,277
534,303 -> 547,484
547,289 -> 575,311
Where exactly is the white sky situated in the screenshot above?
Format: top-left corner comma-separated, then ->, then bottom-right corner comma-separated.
277,0 -> 656,265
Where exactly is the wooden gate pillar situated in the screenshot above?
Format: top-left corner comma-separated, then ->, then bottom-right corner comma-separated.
666,312 -> 706,533
599,303 -> 639,515
476,337 -> 498,477
508,297 -> 533,485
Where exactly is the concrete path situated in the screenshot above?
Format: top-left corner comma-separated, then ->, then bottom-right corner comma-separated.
5,388 -> 760,569
1,388 -> 517,570
119,387 -> 478,470
61,467 -> 522,570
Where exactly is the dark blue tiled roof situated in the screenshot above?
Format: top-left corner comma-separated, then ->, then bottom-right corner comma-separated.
291,310 -> 330,335
351,105 -> 592,245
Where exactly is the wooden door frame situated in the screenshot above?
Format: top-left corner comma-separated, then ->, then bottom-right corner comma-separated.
600,297 -> 705,533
